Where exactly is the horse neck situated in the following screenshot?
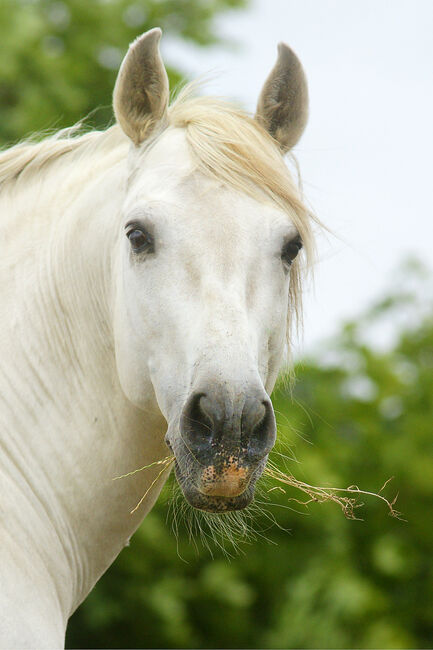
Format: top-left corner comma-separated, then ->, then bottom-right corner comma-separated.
0,152 -> 169,623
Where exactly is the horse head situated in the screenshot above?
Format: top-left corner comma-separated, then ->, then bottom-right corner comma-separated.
112,29 -> 311,513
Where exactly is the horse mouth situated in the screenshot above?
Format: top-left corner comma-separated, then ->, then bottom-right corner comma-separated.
173,457 -> 262,513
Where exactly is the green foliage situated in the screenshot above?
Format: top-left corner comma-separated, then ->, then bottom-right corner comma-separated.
0,0 -> 247,145
67,262 -> 433,649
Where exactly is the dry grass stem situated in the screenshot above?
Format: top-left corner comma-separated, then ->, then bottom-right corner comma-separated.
112,455 -> 174,481
264,460 -> 403,520
113,454 -> 403,523
130,457 -> 175,515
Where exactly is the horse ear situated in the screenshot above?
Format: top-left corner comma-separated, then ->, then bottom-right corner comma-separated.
255,43 -> 308,153
113,28 -> 169,146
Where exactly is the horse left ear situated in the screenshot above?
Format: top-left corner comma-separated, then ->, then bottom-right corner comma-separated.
255,43 -> 308,153
113,28 -> 169,146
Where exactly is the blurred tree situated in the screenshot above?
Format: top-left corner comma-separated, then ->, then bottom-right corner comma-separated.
0,0 -> 247,145
66,261 -> 433,649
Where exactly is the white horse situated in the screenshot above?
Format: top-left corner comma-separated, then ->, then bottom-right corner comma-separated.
0,29 -> 313,648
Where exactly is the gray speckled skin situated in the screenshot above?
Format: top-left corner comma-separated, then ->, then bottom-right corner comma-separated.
173,457 -> 267,512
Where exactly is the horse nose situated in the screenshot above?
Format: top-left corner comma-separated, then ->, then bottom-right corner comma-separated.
180,387 -> 276,463
240,396 -> 276,460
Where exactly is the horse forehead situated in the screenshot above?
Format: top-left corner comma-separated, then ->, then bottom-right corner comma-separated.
167,185 -> 286,295
129,128 -> 292,270
133,128 -> 196,191
131,128 -> 287,233
178,175 -> 267,228
155,184 -> 285,283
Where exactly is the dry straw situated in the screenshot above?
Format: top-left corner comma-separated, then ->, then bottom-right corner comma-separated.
114,455 -> 402,521
113,456 -> 175,514
264,460 -> 403,520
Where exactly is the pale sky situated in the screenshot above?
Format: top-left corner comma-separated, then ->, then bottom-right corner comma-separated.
162,0 -> 433,353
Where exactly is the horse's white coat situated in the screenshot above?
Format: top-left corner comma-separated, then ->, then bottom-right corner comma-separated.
0,30 -> 311,648
0,133 -> 169,647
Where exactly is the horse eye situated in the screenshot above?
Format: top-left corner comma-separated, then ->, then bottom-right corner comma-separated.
281,236 -> 303,267
126,227 -> 153,253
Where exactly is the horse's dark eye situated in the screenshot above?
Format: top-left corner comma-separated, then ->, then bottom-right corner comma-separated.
126,227 -> 153,253
281,236 -> 303,267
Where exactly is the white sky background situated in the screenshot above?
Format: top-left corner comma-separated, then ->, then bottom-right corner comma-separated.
162,0 -> 433,354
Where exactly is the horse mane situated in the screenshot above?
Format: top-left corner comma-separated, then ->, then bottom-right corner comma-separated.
0,82 -> 314,345
0,124 -> 127,188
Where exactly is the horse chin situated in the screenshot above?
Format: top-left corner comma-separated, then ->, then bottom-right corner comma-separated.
184,483 -> 254,513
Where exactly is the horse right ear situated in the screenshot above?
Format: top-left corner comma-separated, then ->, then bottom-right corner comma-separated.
113,28 -> 169,146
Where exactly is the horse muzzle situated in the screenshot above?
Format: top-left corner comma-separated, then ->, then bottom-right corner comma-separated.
167,384 -> 276,512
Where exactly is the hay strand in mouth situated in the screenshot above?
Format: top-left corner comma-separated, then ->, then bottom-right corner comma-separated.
112,455 -> 174,481
130,456 -> 175,515
264,461 -> 404,520
114,454 -> 403,522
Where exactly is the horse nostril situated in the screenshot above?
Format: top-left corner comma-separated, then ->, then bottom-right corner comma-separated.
252,401 -> 272,438
180,389 -> 276,461
248,400 -> 266,431
181,392 -> 212,438
243,398 -> 276,458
